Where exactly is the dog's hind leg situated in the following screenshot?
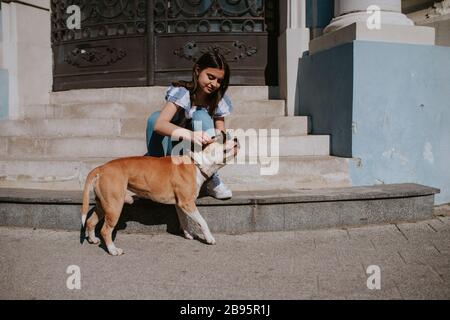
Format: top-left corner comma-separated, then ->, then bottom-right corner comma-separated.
85,198 -> 103,244
175,205 -> 194,240
86,212 -> 101,244
100,204 -> 124,256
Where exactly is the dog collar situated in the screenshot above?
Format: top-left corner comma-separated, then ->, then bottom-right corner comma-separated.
190,132 -> 229,179
191,160 -> 213,180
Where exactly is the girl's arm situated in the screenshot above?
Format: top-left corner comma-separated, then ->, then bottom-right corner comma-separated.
154,102 -> 212,145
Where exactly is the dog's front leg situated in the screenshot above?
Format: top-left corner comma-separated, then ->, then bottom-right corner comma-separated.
178,203 -> 216,245
175,205 -> 194,240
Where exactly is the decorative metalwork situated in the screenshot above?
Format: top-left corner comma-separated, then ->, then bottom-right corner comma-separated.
51,0 -> 278,89
173,40 -> 256,62
153,0 -> 271,34
51,0 -> 147,44
64,46 -> 127,67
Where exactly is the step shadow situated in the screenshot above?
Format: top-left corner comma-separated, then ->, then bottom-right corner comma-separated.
117,198 -> 180,235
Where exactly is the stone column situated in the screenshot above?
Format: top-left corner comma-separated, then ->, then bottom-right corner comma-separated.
324,0 -> 414,33
278,0 -> 310,116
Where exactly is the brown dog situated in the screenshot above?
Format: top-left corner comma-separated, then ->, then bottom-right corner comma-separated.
81,133 -> 239,255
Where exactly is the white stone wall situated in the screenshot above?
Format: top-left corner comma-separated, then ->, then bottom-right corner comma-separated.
278,0 -> 310,116
1,1 -> 52,120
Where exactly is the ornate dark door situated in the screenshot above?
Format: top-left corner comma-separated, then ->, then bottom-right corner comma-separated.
151,0 -> 278,85
51,0 -> 278,91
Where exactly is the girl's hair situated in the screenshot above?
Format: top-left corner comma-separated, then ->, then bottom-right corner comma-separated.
172,49 -> 230,117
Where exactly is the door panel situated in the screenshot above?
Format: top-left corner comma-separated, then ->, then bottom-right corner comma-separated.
152,0 -> 278,86
50,0 -> 278,91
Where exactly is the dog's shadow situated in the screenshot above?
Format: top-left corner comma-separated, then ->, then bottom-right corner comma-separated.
80,184 -> 211,253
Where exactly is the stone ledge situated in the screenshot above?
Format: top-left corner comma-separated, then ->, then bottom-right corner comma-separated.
0,183 -> 440,206
0,184 -> 439,234
309,22 -> 436,55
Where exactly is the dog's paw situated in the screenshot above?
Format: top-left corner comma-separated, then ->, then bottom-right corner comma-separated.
107,245 -> 124,256
87,236 -> 100,244
183,230 -> 194,240
206,237 -> 216,245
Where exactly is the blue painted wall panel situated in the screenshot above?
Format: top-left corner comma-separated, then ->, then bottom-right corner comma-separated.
297,41 -> 450,204
351,41 -> 450,204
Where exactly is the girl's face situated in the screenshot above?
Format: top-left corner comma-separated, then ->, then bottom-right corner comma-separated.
196,67 -> 225,96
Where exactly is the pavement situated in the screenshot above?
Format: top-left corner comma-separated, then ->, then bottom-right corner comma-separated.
0,209 -> 449,300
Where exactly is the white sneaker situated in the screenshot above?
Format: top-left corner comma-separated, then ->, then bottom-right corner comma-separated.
207,181 -> 232,200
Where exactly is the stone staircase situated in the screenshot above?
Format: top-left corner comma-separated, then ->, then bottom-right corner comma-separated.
0,86 -> 439,234
0,86 -> 351,191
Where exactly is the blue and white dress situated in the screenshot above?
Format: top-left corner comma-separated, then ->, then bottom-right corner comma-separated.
165,85 -> 233,120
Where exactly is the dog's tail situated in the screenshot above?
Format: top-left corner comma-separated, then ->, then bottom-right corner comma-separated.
81,167 -> 100,228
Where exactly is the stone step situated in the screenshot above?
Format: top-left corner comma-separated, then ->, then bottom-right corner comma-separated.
23,100 -> 285,119
0,135 -> 329,158
49,86 -> 275,105
122,115 -> 309,137
0,118 -> 121,137
0,116 -> 309,138
0,184 -> 439,234
0,156 -> 348,191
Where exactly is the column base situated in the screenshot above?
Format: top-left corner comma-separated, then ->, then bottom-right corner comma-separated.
310,22 -> 435,55
324,10 -> 414,34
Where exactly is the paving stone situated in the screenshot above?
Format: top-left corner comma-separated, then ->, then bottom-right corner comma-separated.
348,224 -> 409,248
1,213 -> 449,299
318,274 -> 369,297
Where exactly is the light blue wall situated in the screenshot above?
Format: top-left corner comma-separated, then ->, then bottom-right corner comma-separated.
298,41 -> 450,204
351,41 -> 450,204
0,69 -> 8,119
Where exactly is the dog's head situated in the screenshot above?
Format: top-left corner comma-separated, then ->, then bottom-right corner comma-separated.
205,130 -> 240,164
190,131 -> 240,175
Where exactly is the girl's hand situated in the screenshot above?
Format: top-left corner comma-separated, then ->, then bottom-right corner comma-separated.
192,131 -> 213,146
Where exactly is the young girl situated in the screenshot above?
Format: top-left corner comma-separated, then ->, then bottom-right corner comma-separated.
145,50 -> 233,199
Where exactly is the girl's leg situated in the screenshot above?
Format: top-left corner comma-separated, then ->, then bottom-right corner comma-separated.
191,109 -> 231,199
190,108 -> 216,138
145,111 -> 172,157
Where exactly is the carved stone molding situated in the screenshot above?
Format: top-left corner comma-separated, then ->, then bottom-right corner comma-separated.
426,0 -> 450,18
408,0 -> 450,24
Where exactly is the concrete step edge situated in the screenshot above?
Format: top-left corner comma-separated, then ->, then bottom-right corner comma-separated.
0,116 -> 309,137
0,184 -> 440,205
0,184 -> 438,234
0,135 -> 327,142
0,155 -> 347,161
